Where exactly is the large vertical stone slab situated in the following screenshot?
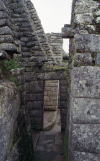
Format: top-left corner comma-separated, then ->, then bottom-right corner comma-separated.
0,80 -> 20,160
71,66 -> 100,98
69,66 -> 100,161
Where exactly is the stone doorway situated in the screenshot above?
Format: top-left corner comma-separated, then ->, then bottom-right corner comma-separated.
43,80 -> 61,132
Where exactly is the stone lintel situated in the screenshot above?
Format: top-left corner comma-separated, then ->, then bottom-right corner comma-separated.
62,26 -> 75,38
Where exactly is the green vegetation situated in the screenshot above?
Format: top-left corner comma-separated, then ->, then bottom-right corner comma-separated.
16,5 -> 19,9
4,111 -> 35,161
2,56 -> 22,90
18,128 -> 34,161
11,117 -> 34,161
4,56 -> 21,71
10,75 -> 20,90
93,14 -> 98,18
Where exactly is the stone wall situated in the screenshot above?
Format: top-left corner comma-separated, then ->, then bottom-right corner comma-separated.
62,0 -> 100,160
0,80 -> 20,161
46,33 -> 63,65
23,0 -> 57,66
2,0 -> 100,160
26,80 -> 44,130
0,0 -> 20,52
44,80 -> 59,111
0,0 -> 68,160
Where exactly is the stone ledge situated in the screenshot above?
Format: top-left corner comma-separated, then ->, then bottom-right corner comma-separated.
43,111 -> 57,131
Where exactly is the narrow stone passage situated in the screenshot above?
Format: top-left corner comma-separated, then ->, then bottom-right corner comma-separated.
33,109 -> 65,161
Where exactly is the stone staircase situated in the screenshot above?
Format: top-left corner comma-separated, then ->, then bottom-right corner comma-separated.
32,109 -> 65,161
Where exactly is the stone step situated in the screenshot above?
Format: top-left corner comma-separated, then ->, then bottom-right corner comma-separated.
43,111 -> 57,131
34,131 -> 64,161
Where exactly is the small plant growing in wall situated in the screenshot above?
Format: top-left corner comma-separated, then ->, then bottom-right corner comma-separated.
3,56 -> 22,90
9,75 -> 20,90
4,56 -> 21,71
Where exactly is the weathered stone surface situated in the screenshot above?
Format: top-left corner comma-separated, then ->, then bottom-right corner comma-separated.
0,117 -> 3,161
21,91 -> 27,105
19,57 -> 29,62
71,66 -> 100,98
30,117 -> 43,126
10,3 -> 17,9
0,43 -> 17,51
22,52 -> 32,57
73,151 -> 100,161
26,94 -> 36,102
85,25 -> 96,33
0,1 -> 6,11
37,71 -> 67,80
95,53 -> 100,65
71,97 -> 100,123
21,62 -> 37,67
60,109 -> 67,116
14,7 -> 25,14
44,105 -> 57,111
25,72 -> 36,82
25,82 -> 30,94
46,33 -> 63,64
10,68 -> 25,76
60,86 -> 67,93
74,53 -> 92,66
0,26 -> 12,35
26,41 -> 39,47
0,50 -> 8,59
30,81 -> 43,93
60,101 -> 67,109
60,93 -> 68,101
28,110 -> 43,117
72,124 -> 100,153
74,0 -> 99,14
27,93 -> 44,102
74,13 -> 93,25
61,115 -> 66,123
29,56 -> 38,62
0,35 -> 14,43
21,47 -> 29,52
17,75 -> 25,85
5,143 -> 19,161
60,80 -> 68,85
0,11 -> 7,19
20,42 -> 25,47
0,80 -> 20,158
20,37 -> 29,42
75,34 -> 100,52
62,26 -> 75,38
0,19 -> 8,26
36,93 -> 44,101
27,101 -> 43,110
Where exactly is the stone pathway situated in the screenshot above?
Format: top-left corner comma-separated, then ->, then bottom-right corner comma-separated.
33,109 -> 65,161
43,109 -> 61,131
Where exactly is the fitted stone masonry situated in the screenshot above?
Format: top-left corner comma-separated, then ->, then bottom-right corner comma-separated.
44,80 -> 59,111
62,0 -> 100,160
1,0 -> 100,160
